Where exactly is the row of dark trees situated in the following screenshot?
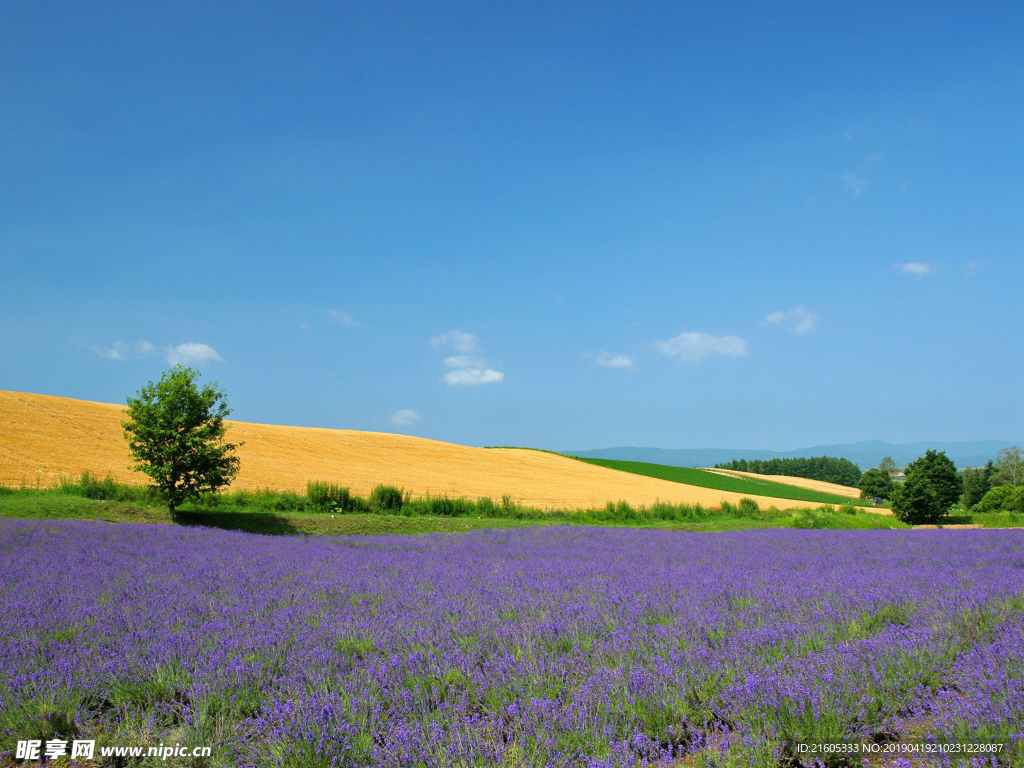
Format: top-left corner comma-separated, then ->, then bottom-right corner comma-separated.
714,456 -> 862,487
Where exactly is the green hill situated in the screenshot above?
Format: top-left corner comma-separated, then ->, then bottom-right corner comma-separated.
576,458 -> 873,507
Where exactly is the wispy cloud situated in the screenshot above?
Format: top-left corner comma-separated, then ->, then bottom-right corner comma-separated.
328,309 -> 356,327
165,343 -> 223,366
894,262 -> 933,276
763,306 -> 818,334
592,351 -> 635,369
430,331 -> 478,353
93,340 -> 155,361
654,332 -> 747,363
839,172 -> 867,197
390,409 -> 421,427
966,259 -> 989,274
444,367 -> 504,386
442,355 -> 504,386
432,332 -> 503,386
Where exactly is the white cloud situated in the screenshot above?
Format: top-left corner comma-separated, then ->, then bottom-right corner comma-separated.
390,409 -> 421,427
328,309 -> 355,327
654,332 -> 748,363
444,368 -> 505,386
432,332 -> 503,385
594,352 -> 635,369
895,262 -> 933,276
93,340 -> 155,361
966,259 -> 988,274
443,355 -> 486,369
165,343 -> 223,366
430,331 -> 479,353
839,172 -> 867,197
763,306 -> 818,334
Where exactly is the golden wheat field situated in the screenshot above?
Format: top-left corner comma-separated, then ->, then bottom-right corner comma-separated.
0,390 -> 828,510
700,468 -> 863,498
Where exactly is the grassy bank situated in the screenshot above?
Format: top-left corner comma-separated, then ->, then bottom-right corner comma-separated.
576,457 -> 875,507
0,474 -> 919,536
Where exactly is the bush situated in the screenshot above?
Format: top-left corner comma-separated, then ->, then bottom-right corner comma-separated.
56,472 -> 158,504
369,484 -> 404,513
307,481 -> 352,512
737,498 -> 760,518
972,485 -> 1024,514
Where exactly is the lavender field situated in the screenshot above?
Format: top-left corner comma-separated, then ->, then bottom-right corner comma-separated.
2,520 -> 1023,767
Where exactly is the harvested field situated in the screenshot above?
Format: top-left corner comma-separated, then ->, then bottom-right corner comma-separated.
2,391 -> 817,510
701,467 -> 863,498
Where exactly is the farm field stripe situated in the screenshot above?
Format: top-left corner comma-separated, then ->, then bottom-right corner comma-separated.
577,457 -> 877,507
701,467 -> 863,498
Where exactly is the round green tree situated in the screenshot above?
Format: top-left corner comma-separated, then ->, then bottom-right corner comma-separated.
890,471 -> 942,525
903,449 -> 962,513
122,365 -> 242,514
858,468 -> 894,501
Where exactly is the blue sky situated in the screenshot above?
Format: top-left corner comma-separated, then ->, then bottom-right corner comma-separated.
2,1 -> 1022,450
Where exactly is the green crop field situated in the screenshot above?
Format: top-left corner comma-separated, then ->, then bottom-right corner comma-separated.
576,457 -> 875,507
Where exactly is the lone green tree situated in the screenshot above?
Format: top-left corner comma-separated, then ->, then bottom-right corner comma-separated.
902,449 -> 962,514
879,456 -> 899,477
890,471 -> 942,525
991,446 -> 1023,487
122,365 -> 241,515
858,468 -> 894,501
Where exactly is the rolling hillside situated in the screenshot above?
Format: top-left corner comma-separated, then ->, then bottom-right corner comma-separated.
3,390 -> 841,511
701,468 -> 863,498
577,458 -> 873,507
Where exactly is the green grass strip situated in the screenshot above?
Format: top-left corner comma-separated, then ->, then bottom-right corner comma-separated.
576,458 -> 874,507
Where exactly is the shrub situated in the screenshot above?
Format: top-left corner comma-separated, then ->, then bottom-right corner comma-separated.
476,497 -> 496,517
737,498 -> 760,518
56,472 -> 158,504
972,485 -> 1024,514
793,510 -> 826,529
426,495 -> 456,516
58,471 -> 119,500
307,481 -> 352,512
369,484 -> 404,513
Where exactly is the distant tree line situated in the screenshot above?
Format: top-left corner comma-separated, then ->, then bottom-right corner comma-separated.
714,456 -> 862,487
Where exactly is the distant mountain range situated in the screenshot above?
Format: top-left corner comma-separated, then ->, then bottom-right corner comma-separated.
566,440 -> 1021,471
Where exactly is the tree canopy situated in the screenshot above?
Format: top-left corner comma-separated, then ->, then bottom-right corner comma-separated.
858,468 -> 894,500
903,449 -> 962,514
122,365 -> 242,514
891,471 -> 942,525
